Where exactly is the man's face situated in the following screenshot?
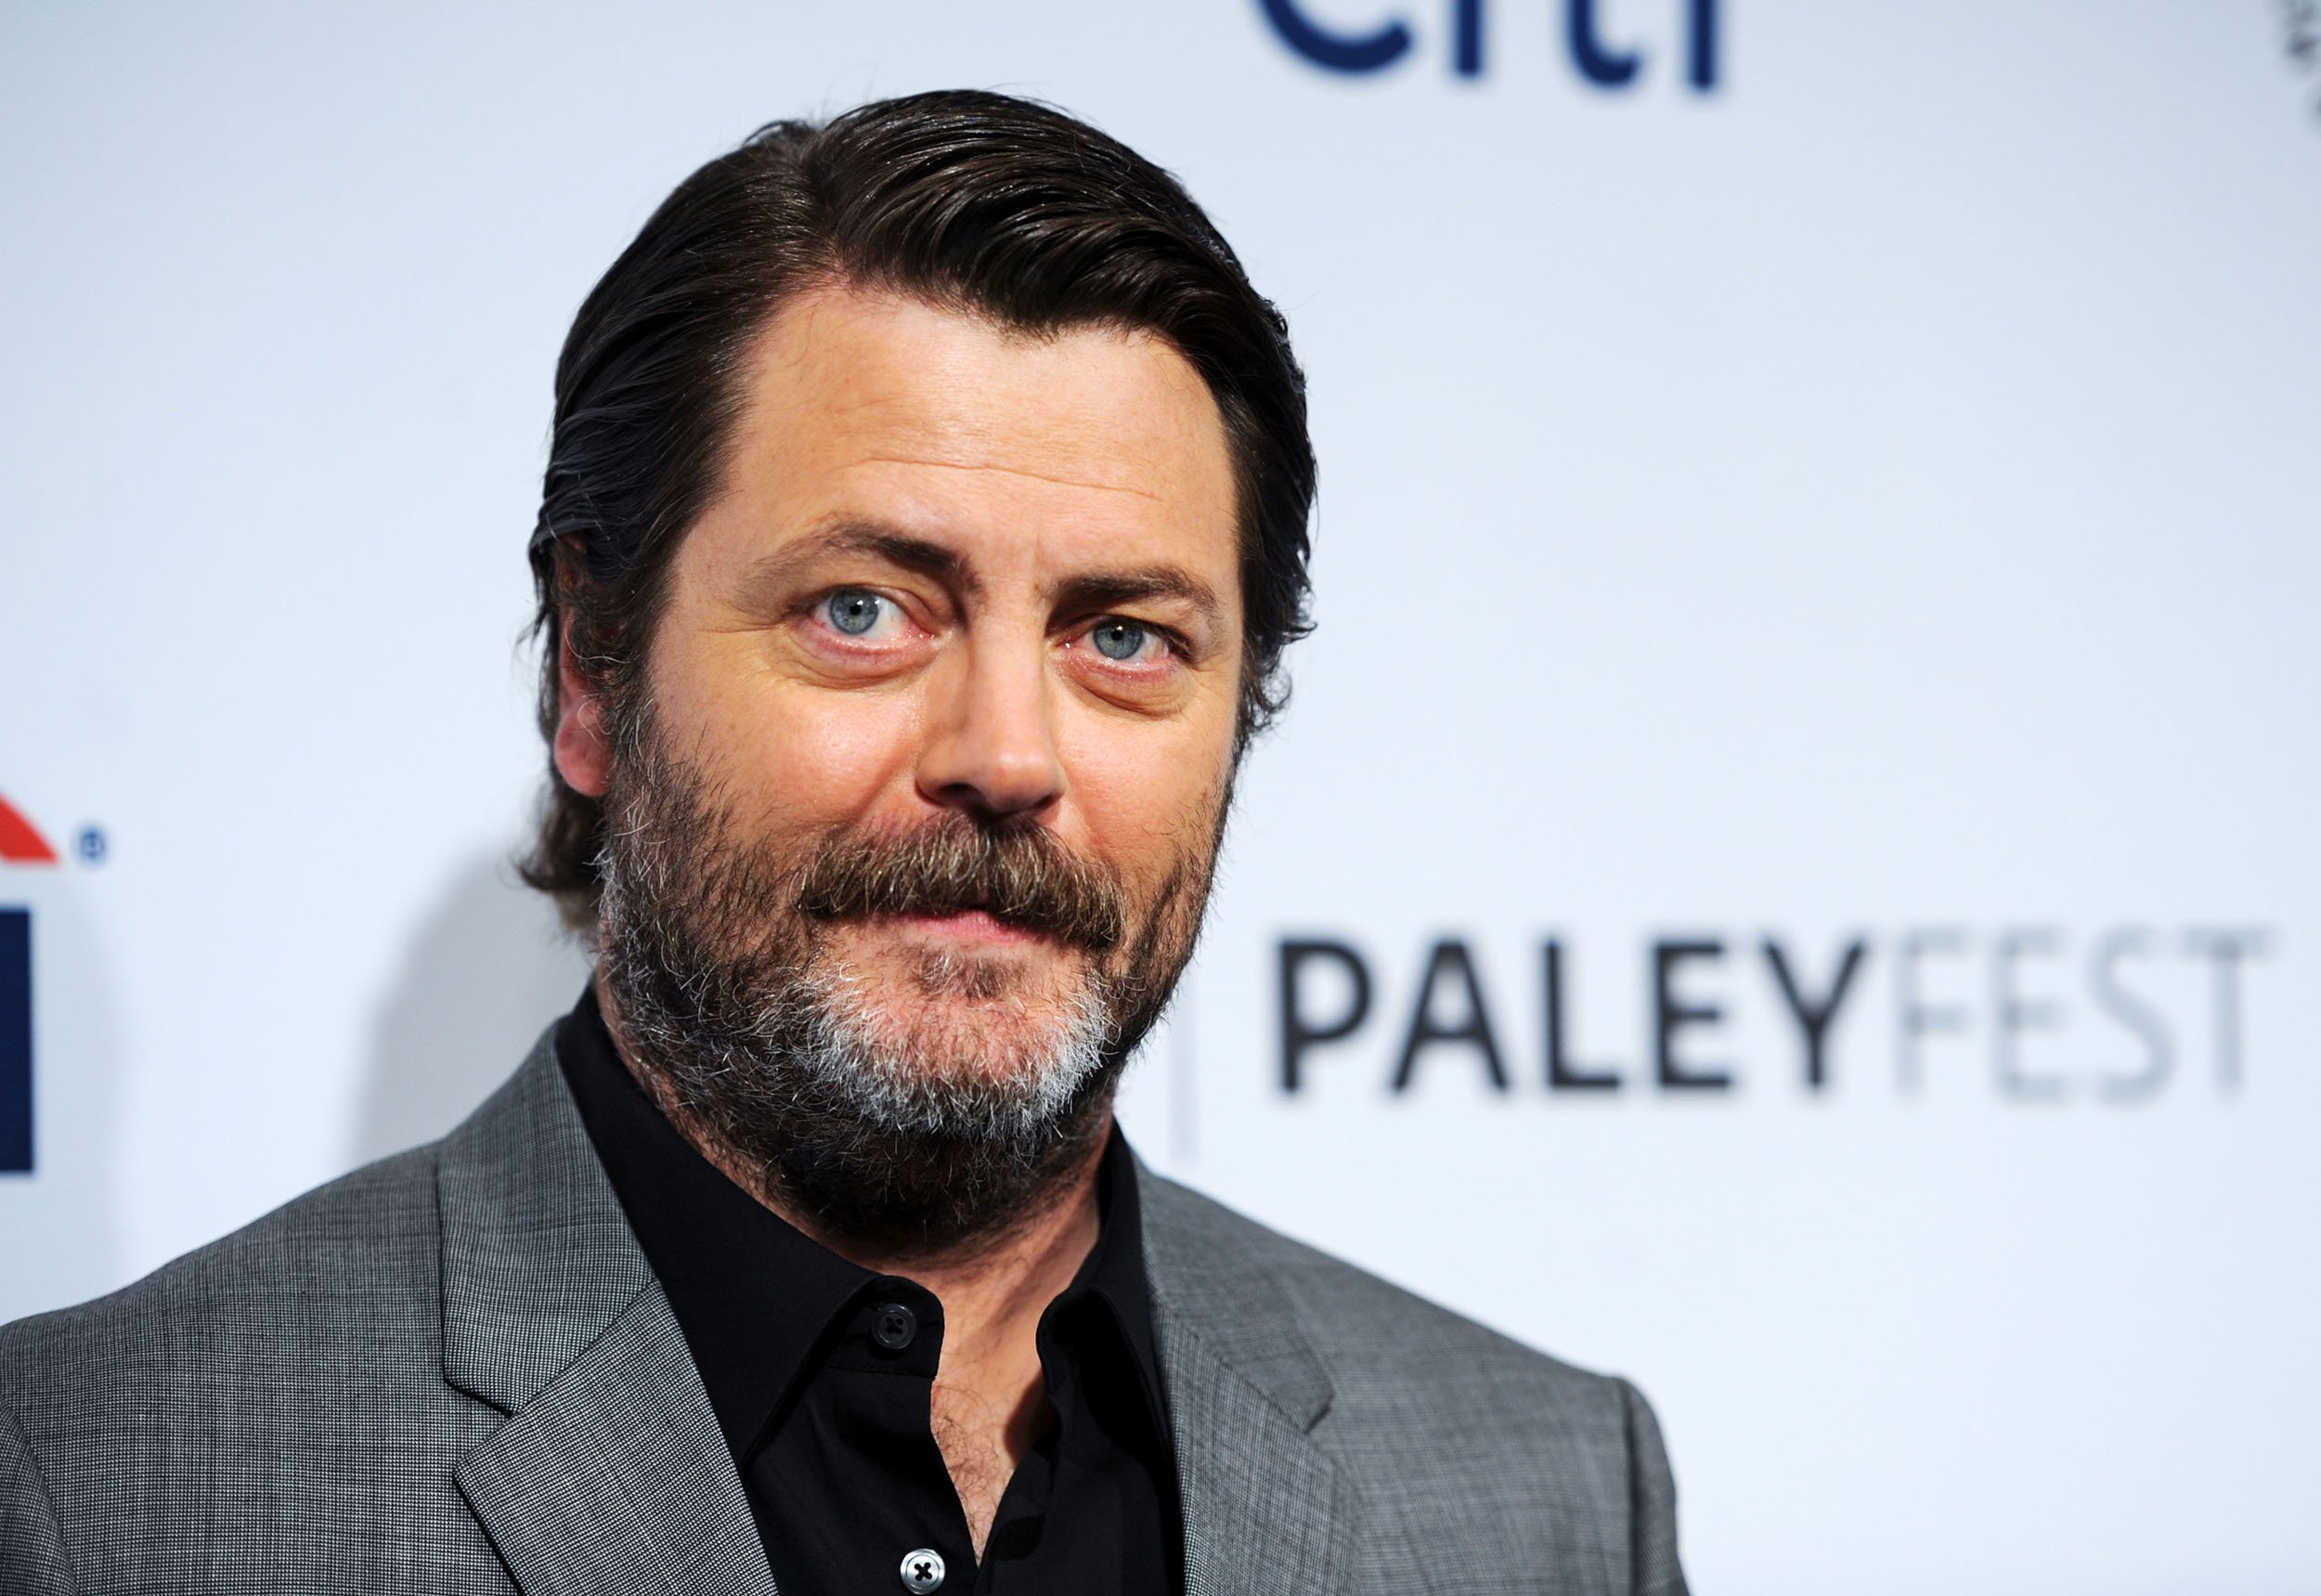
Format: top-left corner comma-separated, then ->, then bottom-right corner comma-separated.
557,283 -> 1243,1239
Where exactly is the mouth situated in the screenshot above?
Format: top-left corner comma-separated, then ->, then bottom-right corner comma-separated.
882,907 -> 1053,948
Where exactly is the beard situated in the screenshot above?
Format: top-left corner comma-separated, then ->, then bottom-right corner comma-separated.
594,716 -> 1223,1258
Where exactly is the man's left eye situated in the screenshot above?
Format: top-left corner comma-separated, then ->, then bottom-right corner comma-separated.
1088,618 -> 1164,664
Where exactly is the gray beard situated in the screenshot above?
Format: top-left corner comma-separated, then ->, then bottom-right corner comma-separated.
590,730 -> 1199,1256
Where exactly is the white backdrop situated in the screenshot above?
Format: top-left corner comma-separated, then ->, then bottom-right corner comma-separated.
3,4 -> 2316,1590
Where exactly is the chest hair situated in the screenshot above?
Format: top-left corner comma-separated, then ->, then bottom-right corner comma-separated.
929,1382 -> 1038,1555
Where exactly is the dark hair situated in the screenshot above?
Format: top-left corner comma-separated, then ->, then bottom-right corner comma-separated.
521,89 -> 1316,930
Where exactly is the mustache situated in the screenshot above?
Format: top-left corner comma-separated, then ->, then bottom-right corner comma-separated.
795,818 -> 1128,952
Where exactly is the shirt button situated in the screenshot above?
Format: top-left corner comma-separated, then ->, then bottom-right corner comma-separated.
900,1548 -> 946,1592
872,1301 -> 918,1351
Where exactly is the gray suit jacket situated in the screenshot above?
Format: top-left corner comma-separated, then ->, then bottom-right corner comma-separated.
0,1028 -> 1685,1594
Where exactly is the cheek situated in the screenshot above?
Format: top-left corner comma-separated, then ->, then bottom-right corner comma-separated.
1059,709 -> 1235,876
655,639 -> 926,833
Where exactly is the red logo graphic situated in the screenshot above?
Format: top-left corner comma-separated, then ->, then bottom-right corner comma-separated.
0,793 -> 58,865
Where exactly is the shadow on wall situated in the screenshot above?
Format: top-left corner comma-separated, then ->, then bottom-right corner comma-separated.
348,851 -> 592,1167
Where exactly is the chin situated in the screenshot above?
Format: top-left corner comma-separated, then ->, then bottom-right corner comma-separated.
847,993 -> 1103,1089
833,930 -> 1086,1012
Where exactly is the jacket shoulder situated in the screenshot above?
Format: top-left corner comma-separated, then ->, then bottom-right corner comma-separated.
0,1141 -> 519,1590
1142,1170 -> 1621,1399
1141,1174 -> 1685,1592
0,1144 -> 444,1412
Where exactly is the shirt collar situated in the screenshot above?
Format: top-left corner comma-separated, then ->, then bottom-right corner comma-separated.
553,983 -> 1167,1463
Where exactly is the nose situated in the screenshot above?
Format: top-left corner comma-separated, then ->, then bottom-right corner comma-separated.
914,638 -> 1066,822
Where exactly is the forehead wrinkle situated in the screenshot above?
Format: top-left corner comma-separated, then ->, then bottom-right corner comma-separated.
853,451 -> 1169,503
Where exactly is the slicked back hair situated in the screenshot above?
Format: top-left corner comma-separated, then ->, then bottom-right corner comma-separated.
522,89 -> 1316,931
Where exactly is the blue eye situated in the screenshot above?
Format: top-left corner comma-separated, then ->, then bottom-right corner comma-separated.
1091,619 -> 1152,662
823,590 -> 888,637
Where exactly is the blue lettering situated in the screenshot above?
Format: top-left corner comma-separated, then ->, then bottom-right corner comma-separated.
1454,0 -> 1485,76
0,909 -> 29,1173
1259,0 -> 1415,72
1263,0 -> 1718,89
1565,0 -> 1642,86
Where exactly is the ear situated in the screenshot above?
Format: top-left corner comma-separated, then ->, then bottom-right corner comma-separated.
552,626 -> 615,798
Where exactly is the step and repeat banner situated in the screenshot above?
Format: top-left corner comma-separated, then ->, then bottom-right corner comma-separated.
3,4 -> 2315,1590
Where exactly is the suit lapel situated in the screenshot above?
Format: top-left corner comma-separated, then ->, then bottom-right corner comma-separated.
454,1279 -> 774,1596
1141,1173 -> 1360,1596
434,1031 -> 774,1596
1158,1321 -> 1359,1596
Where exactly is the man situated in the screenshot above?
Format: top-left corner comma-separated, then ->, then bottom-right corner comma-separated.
0,92 -> 1685,1594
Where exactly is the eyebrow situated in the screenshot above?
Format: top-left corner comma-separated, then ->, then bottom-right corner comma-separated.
744,518 -> 1226,632
740,521 -> 979,604
1053,568 -> 1225,633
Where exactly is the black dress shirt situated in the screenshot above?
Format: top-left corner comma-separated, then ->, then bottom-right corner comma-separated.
557,988 -> 1182,1596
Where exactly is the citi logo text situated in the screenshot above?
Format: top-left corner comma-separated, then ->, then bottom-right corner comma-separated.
1260,0 -> 1720,88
